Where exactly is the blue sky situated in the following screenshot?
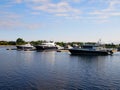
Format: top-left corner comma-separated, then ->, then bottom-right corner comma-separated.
0,0 -> 120,43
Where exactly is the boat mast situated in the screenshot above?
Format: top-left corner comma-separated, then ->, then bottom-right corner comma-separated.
97,39 -> 102,45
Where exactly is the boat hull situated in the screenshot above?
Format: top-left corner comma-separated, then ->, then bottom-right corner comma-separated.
35,46 -> 58,51
69,49 -> 112,55
16,46 -> 34,50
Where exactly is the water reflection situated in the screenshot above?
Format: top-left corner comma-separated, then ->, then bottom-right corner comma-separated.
39,51 -> 56,66
0,47 -> 120,89
69,55 -> 120,89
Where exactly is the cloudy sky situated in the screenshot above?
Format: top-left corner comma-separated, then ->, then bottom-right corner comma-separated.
0,0 -> 120,42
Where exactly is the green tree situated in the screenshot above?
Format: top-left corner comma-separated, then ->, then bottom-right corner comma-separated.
8,41 -> 16,45
16,38 -> 25,45
30,40 -> 43,46
105,43 -> 117,48
0,41 -> 8,45
56,42 -> 66,47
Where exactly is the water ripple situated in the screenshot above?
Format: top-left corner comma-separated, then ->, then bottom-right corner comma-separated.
0,47 -> 120,89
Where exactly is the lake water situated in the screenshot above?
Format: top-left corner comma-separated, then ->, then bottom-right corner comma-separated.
0,46 -> 120,90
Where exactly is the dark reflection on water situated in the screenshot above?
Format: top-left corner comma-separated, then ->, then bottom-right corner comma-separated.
0,46 -> 120,90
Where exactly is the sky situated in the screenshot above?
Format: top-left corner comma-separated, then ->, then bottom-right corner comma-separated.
0,0 -> 120,43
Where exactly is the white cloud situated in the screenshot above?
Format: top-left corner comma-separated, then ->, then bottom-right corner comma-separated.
55,13 -> 69,17
15,0 -> 22,4
72,0 -> 81,3
109,0 -> 120,7
97,19 -> 109,23
32,2 -> 80,13
31,12 -> 41,15
61,0 -> 81,3
89,0 -> 120,21
32,1 -> 81,18
0,11 -> 22,20
24,23 -> 42,30
0,20 -> 42,30
110,12 -> 120,16
1,0 -> 120,23
0,11 -> 42,30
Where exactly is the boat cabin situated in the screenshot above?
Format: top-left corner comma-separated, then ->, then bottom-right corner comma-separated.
81,44 -> 105,51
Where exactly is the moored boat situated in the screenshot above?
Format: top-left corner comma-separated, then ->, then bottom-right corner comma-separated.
35,41 -> 58,51
69,44 -> 113,55
16,43 -> 35,50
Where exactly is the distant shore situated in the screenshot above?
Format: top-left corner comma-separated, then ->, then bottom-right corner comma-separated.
0,45 -> 16,46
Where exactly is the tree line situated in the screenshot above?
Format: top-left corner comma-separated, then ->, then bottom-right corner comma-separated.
0,38 -> 119,48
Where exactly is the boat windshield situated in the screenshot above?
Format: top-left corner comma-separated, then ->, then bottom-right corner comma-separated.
82,45 -> 98,49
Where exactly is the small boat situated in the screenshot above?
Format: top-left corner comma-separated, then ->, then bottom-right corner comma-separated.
35,41 -> 58,51
117,47 -> 120,51
16,43 -> 35,51
56,45 -> 64,50
69,44 -> 113,55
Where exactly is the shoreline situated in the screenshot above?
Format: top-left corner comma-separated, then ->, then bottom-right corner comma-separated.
0,45 -> 16,46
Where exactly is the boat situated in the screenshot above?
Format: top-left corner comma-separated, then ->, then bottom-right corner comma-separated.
35,41 -> 58,51
117,47 -> 120,51
69,44 -> 113,55
16,43 -> 35,50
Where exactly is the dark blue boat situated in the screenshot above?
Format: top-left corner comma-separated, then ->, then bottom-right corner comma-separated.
69,44 -> 113,55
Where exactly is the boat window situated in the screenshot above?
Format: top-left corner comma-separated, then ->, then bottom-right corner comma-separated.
82,46 -> 93,49
42,44 -> 46,45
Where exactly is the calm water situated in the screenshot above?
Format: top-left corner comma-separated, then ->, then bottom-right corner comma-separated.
0,46 -> 120,90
